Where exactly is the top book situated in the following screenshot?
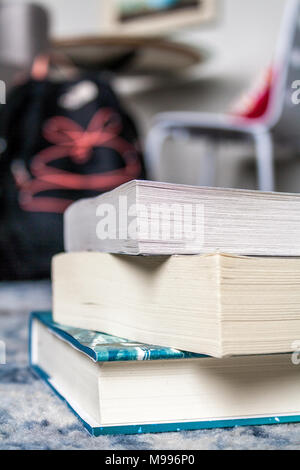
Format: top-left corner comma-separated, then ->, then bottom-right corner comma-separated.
65,180 -> 300,256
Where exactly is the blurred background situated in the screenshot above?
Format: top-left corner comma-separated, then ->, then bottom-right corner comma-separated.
46,1 -> 297,189
0,0 -> 299,281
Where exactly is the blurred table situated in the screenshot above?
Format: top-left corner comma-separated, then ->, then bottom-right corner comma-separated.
53,36 -> 204,75
0,281 -> 299,450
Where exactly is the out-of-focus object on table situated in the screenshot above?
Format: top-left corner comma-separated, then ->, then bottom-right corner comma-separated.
0,2 -> 49,90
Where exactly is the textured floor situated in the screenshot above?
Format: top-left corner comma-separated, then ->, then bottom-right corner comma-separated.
1,282 -> 300,450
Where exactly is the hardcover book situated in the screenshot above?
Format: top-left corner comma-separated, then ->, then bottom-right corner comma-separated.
64,180 -> 300,256
30,312 -> 300,436
53,252 -> 300,358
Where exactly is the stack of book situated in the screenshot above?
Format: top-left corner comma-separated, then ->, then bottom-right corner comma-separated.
30,180 -> 300,436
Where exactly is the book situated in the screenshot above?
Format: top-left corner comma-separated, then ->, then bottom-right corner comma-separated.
53,252 -> 300,358
64,180 -> 300,256
30,312 -> 300,436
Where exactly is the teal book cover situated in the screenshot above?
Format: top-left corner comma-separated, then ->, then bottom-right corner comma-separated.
29,312 -> 300,436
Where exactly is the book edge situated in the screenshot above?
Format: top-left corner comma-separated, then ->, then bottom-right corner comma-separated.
30,312 -> 207,363
30,312 -> 98,362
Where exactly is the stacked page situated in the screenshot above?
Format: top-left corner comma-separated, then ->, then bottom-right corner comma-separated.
64,180 -> 300,256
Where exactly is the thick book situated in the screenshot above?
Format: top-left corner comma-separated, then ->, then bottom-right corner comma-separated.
64,180 -> 300,256
30,312 -> 300,436
53,252 -> 300,358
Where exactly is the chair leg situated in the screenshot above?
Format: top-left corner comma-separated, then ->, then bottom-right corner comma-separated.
253,131 -> 275,192
199,138 -> 218,187
145,125 -> 218,187
145,125 -> 170,180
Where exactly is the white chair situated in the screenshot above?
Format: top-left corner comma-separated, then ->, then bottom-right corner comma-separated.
145,0 -> 300,192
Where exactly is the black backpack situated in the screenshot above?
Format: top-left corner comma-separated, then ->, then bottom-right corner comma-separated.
0,74 -> 145,280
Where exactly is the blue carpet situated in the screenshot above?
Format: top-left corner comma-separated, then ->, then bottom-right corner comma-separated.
1,281 -> 300,450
